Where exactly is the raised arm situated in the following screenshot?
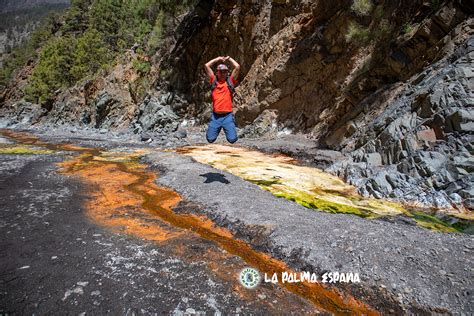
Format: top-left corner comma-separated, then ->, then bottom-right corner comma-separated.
226,56 -> 240,80
204,56 -> 224,79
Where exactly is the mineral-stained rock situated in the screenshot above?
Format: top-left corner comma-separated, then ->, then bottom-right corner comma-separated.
416,128 -> 437,142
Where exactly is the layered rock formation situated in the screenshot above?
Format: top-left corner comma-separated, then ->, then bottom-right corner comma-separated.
328,34 -> 474,212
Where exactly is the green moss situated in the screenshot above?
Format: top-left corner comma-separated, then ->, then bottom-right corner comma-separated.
403,23 -> 415,34
345,21 -> 371,44
248,179 -> 281,186
452,221 -> 474,235
0,145 -> 54,155
410,212 -> 460,234
272,189 -> 375,218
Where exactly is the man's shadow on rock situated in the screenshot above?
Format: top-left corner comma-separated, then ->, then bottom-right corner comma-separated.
200,172 -> 230,184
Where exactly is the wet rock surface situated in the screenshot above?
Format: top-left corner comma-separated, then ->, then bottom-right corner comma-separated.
0,135 -> 322,315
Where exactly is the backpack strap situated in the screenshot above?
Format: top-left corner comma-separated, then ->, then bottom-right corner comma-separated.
226,75 -> 235,96
210,75 -> 236,99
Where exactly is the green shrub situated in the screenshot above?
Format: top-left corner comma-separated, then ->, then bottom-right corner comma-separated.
26,29 -> 112,103
0,11 -> 61,89
70,28 -> 111,80
345,21 -> 371,44
146,9 -> 164,54
8,0 -> 199,102
374,19 -> 392,39
133,60 -> 151,75
403,23 -> 415,34
351,0 -> 373,16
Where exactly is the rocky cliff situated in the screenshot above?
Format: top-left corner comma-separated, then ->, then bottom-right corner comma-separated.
0,0 -> 473,212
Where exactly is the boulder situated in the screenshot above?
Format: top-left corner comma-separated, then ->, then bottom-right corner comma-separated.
446,109 -> 474,133
140,132 -> 152,142
453,154 -> 474,172
94,91 -> 119,128
362,152 -> 383,166
134,95 -> 180,132
464,198 -> 474,209
369,171 -> 393,195
414,151 -> 447,176
459,186 -> 474,199
175,130 -> 187,139
416,128 -> 437,142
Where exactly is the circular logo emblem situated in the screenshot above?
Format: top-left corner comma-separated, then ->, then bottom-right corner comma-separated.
239,267 -> 260,289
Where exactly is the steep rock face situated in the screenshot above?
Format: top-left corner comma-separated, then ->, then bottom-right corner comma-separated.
156,0 -> 472,210
2,51 -> 140,130
328,32 -> 474,211
164,0 -> 472,139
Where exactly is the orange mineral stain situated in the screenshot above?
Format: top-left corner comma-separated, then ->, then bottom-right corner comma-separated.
1,129 -> 379,315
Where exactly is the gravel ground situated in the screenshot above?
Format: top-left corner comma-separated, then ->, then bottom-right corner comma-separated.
143,150 -> 474,314
0,133 -> 319,315
1,124 -> 473,314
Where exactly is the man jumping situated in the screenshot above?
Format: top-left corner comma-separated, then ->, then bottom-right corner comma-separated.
204,56 -> 240,143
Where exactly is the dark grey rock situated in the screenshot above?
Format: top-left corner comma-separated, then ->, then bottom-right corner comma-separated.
414,151 -> 447,176
175,130 -> 187,139
94,91 -> 119,128
370,171 -> 393,195
446,109 -> 474,133
459,186 -> 474,199
453,154 -> 474,172
140,133 -> 152,142
448,193 -> 462,204
132,95 -> 180,132
464,198 -> 474,209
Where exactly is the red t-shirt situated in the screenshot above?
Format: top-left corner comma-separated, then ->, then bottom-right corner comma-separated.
210,75 -> 237,113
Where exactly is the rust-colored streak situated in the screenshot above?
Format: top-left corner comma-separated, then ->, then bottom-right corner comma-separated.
1,129 -> 379,315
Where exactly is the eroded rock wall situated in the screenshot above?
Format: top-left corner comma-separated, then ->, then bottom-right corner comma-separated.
165,0 -> 472,138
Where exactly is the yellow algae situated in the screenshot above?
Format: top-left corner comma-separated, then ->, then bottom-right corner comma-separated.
0,144 -> 55,155
176,144 -> 405,217
175,144 -> 473,233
